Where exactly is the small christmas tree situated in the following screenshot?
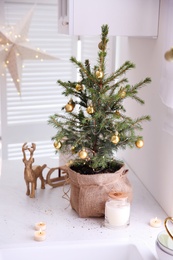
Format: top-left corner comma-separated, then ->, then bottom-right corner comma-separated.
49,25 -> 151,175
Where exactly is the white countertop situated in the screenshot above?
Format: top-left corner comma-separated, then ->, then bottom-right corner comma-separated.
0,159 -> 167,258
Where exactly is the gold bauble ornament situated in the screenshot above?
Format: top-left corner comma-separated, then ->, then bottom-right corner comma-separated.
65,99 -> 75,112
75,84 -> 83,91
71,146 -> 76,154
135,139 -> 144,148
111,135 -> 120,144
164,48 -> 173,62
115,111 -> 121,118
86,105 -> 94,114
78,148 -> 88,159
98,42 -> 103,50
65,103 -> 74,112
119,90 -> 126,98
53,140 -> 62,149
96,70 -> 104,79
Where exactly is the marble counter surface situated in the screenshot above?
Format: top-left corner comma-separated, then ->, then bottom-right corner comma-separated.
0,159 -> 167,258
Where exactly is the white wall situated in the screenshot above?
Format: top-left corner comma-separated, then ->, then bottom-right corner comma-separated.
117,0 -> 173,216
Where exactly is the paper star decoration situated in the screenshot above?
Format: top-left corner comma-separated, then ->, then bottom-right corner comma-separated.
0,7 -> 59,94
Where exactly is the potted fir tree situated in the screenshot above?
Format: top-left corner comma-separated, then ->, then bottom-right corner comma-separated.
48,25 -> 151,218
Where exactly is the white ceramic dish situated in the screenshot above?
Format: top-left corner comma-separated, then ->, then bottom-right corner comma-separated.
157,230 -> 173,255
156,241 -> 173,260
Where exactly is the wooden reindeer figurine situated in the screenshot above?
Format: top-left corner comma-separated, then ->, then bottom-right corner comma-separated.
22,142 -> 47,198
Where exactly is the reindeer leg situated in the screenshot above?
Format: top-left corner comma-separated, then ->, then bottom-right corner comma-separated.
40,175 -> 45,189
25,181 -> 30,196
40,164 -> 46,189
30,182 -> 35,198
35,178 -> 37,190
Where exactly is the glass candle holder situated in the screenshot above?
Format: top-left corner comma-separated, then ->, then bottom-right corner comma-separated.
105,192 -> 130,229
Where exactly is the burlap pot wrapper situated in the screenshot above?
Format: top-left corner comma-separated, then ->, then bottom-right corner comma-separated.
60,164 -> 132,218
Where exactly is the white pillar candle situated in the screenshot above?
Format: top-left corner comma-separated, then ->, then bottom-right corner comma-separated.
35,222 -> 46,231
34,229 -> 46,241
105,200 -> 130,227
105,192 -> 130,228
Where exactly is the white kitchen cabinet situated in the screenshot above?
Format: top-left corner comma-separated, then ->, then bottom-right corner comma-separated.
58,0 -> 160,37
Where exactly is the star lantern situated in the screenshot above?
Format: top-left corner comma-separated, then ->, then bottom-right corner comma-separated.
0,7 -> 59,95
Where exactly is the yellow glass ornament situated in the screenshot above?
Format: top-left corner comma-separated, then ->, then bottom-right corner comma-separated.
78,149 -> 88,159
98,42 -> 103,50
111,135 -> 120,144
65,99 -> 75,112
164,48 -> 173,62
86,105 -> 94,114
71,146 -> 76,154
96,70 -> 104,79
135,139 -> 144,148
53,140 -> 62,149
75,84 -> 83,91
119,90 -> 126,98
115,111 -> 121,118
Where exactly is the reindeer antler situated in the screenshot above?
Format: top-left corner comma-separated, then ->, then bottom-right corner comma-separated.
28,143 -> 36,154
22,142 -> 28,152
22,142 -> 36,161
31,143 -> 36,151
22,142 -> 28,160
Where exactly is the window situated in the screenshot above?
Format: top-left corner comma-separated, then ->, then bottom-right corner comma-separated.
1,1 -> 77,162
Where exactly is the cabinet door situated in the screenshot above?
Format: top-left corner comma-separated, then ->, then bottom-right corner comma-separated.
59,0 -> 160,37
